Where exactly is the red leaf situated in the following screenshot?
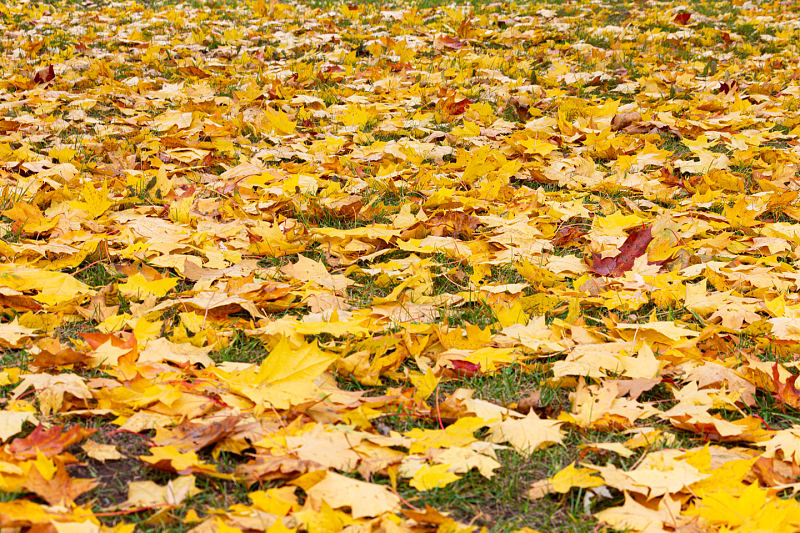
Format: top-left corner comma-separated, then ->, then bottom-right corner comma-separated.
8,425 -> 95,459
771,363 -> 800,409
433,34 -> 465,51
449,360 -> 481,378
673,11 -> 691,25
153,416 -> 239,452
80,331 -> 136,352
718,80 -> 737,94
589,225 -> 653,277
553,222 -> 588,247
32,65 -> 55,85
450,98 -> 473,115
436,89 -> 473,117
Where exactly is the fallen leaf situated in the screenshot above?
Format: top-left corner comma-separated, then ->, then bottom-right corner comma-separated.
8,425 -> 95,459
595,493 -> 671,533
32,65 -> 55,85
302,471 -> 401,519
23,460 -> 97,506
590,225 -> 654,277
81,441 -> 123,462
611,111 -> 642,132
488,411 -> 564,455
120,475 -> 200,509
409,463 -> 462,491
0,412 -> 37,442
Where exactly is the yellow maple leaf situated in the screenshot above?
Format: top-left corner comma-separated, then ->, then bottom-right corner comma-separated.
549,463 -> 604,493
409,463 -> 461,491
2,202 -> 58,234
488,411 -> 564,455
81,441 -> 123,462
406,416 -> 487,454
68,181 -> 113,219
262,106 -> 296,135
0,264 -> 91,306
117,273 -> 178,300
595,493 -> 670,533
139,446 -> 215,475
303,471 -> 400,518
518,137 -> 559,157
410,368 -> 439,401
33,450 -> 56,481
687,482 -> 800,531
230,337 -> 337,409
123,475 -> 200,508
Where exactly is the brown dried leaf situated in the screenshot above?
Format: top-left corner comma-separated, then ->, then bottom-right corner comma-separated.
610,111 -> 642,132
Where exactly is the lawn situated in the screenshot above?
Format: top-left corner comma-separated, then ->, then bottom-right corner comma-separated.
0,0 -> 799,531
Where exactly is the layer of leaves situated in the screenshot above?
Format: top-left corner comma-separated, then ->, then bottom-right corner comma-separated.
1,0 -> 800,532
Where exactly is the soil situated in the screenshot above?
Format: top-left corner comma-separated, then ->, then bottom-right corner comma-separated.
67,424 -> 156,508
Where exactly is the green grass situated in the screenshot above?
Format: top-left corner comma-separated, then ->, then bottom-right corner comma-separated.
398,446 -> 597,532
346,276 -> 393,308
71,261 -> 123,288
438,363 -> 567,411
212,330 -> 268,363
442,300 -> 498,329
0,349 -> 29,371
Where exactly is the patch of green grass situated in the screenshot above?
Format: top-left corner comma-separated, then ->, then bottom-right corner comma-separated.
490,263 -> 526,285
171,471 -> 253,519
442,300 -> 498,329
397,436 -> 599,532
0,224 -> 23,244
289,196 -> 389,230
346,275 -> 393,308
55,320 -> 98,345
376,408 -> 442,433
742,388 -> 800,431
432,257 -> 471,294
439,363 -> 566,410
0,490 -> 25,503
659,132 -> 690,157
0,349 -> 28,371
212,330 -> 267,363
71,261 -> 123,288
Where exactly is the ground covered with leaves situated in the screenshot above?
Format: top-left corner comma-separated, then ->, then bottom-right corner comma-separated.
3,0 -> 800,531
